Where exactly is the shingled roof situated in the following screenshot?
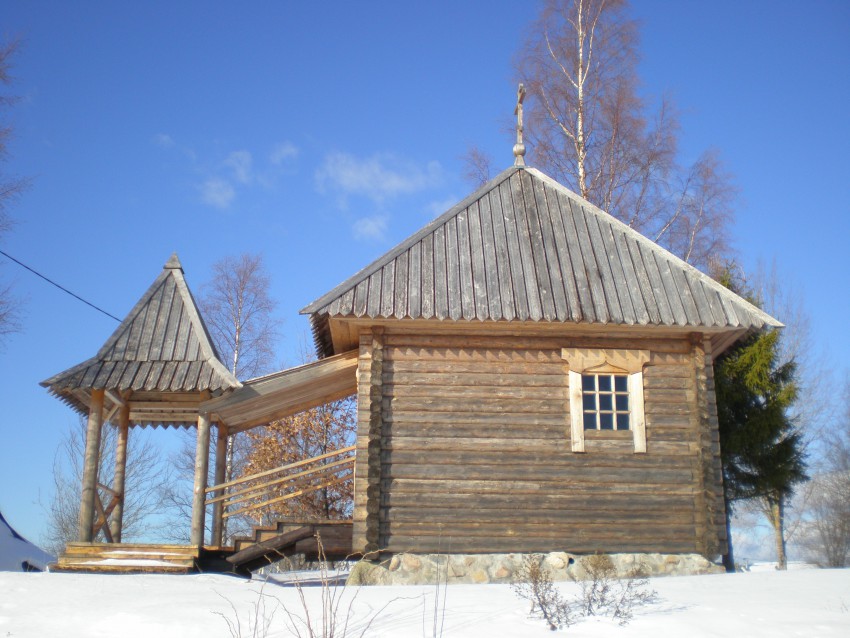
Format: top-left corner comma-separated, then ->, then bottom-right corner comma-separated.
302,166 -> 780,356
42,254 -> 240,415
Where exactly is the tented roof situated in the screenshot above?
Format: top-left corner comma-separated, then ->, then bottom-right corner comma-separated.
303,166 -> 780,356
42,254 -> 240,419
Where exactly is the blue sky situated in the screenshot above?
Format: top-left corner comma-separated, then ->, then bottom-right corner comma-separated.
0,1 -> 848,546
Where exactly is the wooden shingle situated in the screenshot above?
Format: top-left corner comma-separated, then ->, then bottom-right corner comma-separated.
302,166 -> 780,356
42,254 -> 240,418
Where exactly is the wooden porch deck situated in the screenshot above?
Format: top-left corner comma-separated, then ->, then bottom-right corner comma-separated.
51,520 -> 354,575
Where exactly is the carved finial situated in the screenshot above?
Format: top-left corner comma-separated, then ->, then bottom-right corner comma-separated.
513,83 -> 527,167
164,253 -> 183,271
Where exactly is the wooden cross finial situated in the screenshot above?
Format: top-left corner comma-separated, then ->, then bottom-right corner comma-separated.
513,83 -> 527,167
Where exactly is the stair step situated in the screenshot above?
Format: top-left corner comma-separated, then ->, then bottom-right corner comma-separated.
51,561 -> 193,575
55,543 -> 200,574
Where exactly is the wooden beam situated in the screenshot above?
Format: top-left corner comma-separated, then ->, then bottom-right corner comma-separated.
190,412 -> 211,547
78,389 -> 104,542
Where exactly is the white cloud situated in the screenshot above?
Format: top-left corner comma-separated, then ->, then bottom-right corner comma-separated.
315,152 -> 443,204
270,142 -> 299,165
426,196 -> 458,219
352,214 -> 388,241
199,178 -> 235,209
152,133 -> 175,148
225,150 -> 253,185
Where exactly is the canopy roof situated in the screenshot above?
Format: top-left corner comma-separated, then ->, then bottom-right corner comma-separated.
201,350 -> 358,433
302,166 -> 780,356
42,254 -> 240,422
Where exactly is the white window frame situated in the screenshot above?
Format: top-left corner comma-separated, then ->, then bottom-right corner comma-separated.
561,348 -> 649,454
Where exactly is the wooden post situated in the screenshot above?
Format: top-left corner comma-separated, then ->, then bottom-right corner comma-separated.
109,402 -> 130,542
190,412 -> 211,547
78,389 -> 105,543
211,424 -> 228,547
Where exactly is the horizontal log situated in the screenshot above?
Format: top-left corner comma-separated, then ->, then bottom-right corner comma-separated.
644,388 -> 695,403
381,520 -> 696,538
382,537 -> 699,554
382,450 -> 694,470
381,478 -> 695,497
383,397 -> 566,414
380,508 -> 695,525
643,376 -> 692,390
383,422 -> 568,439
643,365 -> 692,379
379,464 -> 694,483
383,411 -> 567,427
381,492 -> 696,511
384,384 -> 567,401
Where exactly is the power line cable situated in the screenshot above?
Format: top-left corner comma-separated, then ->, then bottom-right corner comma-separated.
0,248 -> 121,322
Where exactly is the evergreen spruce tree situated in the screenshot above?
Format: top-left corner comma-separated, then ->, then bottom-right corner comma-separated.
714,271 -> 807,571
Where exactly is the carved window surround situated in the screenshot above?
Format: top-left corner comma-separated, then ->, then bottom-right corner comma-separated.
561,348 -> 650,454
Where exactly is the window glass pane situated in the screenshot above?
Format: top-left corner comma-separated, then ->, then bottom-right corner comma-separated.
614,375 -> 628,392
583,394 -> 596,411
617,413 -> 630,430
615,394 -> 629,411
583,413 -> 597,430
600,413 -> 614,429
598,375 -> 612,391
599,394 -> 613,411
582,375 -> 595,391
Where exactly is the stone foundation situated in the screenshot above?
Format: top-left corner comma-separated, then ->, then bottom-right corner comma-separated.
347,552 -> 723,586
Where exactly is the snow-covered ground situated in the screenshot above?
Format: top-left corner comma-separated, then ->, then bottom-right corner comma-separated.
0,567 -> 848,637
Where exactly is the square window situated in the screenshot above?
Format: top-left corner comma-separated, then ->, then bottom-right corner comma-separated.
581,373 -> 630,431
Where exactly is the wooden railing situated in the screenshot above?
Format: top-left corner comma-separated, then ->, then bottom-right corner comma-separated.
204,445 -> 355,520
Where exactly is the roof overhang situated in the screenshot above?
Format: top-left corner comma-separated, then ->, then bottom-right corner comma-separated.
200,350 -> 359,433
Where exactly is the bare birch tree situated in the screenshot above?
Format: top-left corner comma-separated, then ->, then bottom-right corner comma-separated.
461,145 -> 494,188
516,0 -> 733,269
797,376 -> 850,567
0,39 -> 29,345
200,253 -> 279,381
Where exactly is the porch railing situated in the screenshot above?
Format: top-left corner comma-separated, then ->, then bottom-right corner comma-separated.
204,445 -> 355,520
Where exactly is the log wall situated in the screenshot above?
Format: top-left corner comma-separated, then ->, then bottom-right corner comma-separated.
352,331 -> 726,557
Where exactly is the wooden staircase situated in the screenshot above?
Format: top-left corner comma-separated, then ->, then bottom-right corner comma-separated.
227,519 -> 354,574
52,542 -> 199,574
